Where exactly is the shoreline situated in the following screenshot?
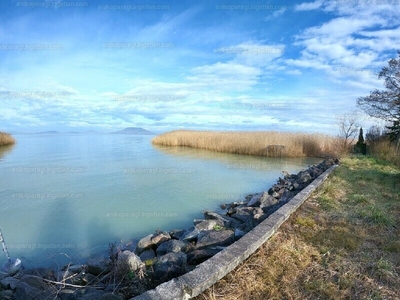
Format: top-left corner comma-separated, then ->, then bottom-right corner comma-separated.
0,158 -> 338,299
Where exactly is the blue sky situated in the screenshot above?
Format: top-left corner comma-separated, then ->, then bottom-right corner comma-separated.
0,0 -> 399,134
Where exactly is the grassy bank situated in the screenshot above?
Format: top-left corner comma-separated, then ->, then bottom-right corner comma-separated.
0,131 -> 15,147
152,130 -> 341,158
368,137 -> 400,168
195,156 -> 400,300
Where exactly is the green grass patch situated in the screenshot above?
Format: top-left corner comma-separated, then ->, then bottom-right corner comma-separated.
356,206 -> 395,226
294,217 -> 316,228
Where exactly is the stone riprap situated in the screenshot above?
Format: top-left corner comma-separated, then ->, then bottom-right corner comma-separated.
0,158 -> 339,300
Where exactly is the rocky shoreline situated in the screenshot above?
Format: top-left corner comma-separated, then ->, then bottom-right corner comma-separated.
0,158 -> 339,300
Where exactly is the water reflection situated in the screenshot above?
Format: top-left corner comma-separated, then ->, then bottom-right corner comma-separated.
152,144 -> 321,174
0,145 -> 15,160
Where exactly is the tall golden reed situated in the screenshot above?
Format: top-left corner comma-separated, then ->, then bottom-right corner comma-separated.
152,130 -> 341,158
0,132 -> 16,147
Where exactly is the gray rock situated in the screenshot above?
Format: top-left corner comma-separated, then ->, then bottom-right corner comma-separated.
169,229 -> 186,240
74,287 -> 105,300
187,248 -> 223,265
139,248 -> 156,262
116,251 -> 143,273
259,195 -> 279,209
194,219 -> 222,231
1,258 -> 22,277
0,289 -> 15,300
151,231 -> 171,245
57,289 -> 77,300
196,230 -> 234,249
136,234 -> 154,254
281,189 -> 294,202
297,170 -> 312,183
136,232 -> 171,254
22,267 -> 56,280
99,294 -> 124,300
230,207 -> 254,223
153,252 -> 187,282
247,193 -> 263,207
0,271 -> 8,280
1,276 -> 19,290
203,210 -> 240,228
156,240 -> 189,256
15,275 -> 47,300
87,254 -> 110,276
252,207 -> 265,221
180,227 -> 201,242
234,228 -> 246,240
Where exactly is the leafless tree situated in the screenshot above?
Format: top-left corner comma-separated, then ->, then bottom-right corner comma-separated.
337,112 -> 360,152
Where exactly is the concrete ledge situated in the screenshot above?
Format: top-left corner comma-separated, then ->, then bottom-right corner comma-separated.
133,164 -> 338,300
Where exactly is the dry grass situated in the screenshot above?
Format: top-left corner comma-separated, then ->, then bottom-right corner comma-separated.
0,131 -> 15,147
152,130 -> 342,158
195,157 -> 400,300
368,137 -> 400,168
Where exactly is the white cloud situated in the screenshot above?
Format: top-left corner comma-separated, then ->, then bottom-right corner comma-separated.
294,0 -> 324,11
289,0 -> 400,90
286,69 -> 302,75
265,8 -> 287,21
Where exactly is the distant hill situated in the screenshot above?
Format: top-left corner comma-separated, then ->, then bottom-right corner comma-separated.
85,130 -> 101,134
111,127 -> 154,135
35,131 -> 60,134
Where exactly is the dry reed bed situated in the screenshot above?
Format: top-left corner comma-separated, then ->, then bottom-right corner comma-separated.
152,130 -> 341,158
0,132 -> 15,147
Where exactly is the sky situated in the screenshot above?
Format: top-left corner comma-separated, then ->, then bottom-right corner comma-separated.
0,0 -> 399,134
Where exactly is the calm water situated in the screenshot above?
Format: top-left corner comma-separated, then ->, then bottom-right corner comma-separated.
0,134 -> 321,268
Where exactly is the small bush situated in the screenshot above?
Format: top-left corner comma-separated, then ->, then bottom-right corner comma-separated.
0,132 -> 15,147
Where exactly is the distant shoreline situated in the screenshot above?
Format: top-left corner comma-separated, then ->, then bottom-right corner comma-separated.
152,130 -> 341,158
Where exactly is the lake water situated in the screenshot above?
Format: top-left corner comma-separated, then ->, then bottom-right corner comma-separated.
0,134 -> 321,268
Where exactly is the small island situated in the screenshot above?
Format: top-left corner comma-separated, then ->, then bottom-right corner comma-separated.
111,127 -> 154,135
34,131 -> 60,134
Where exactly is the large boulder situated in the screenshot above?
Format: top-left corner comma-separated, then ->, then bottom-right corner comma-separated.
230,207 -> 254,223
116,251 -> 143,274
156,240 -> 189,256
139,249 -> 156,262
195,229 -> 234,249
87,254 -> 110,276
0,276 -> 19,290
73,287 -> 105,300
15,275 -> 51,300
180,227 -> 201,242
23,267 -> 56,280
153,252 -> 187,282
1,258 -> 22,277
297,170 -> 312,183
203,211 -> 240,228
187,248 -> 222,265
0,290 -> 14,300
194,219 -> 222,231
136,232 -> 171,254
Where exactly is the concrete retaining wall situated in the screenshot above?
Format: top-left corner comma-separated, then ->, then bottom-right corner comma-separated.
133,164 -> 338,300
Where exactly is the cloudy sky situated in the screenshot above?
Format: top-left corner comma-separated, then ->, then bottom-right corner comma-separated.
0,0 -> 399,134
